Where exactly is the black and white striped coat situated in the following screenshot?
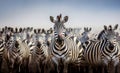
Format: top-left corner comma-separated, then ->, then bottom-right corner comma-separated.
83,24 -> 120,73
49,14 -> 84,73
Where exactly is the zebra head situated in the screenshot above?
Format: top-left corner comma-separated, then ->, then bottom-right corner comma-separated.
99,24 -> 119,55
50,14 -> 68,42
20,28 -> 30,43
98,24 -> 118,40
8,30 -> 20,49
80,27 -> 92,43
104,24 -> 118,45
31,29 -> 39,46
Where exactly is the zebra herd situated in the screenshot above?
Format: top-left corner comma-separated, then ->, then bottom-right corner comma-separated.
0,14 -> 120,73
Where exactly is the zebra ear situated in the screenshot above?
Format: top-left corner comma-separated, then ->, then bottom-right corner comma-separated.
62,16 -> 68,23
84,27 -> 86,31
84,27 -> 88,32
50,16 -> 55,23
104,25 -> 107,30
114,24 -> 118,30
88,28 -> 92,32
34,29 -> 37,34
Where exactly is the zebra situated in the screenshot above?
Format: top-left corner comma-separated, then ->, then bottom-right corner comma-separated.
45,28 -> 54,47
38,28 -> 46,45
27,28 -> 55,73
79,27 -> 92,43
16,29 -> 31,73
83,24 -> 119,73
49,14 -> 83,73
16,28 -> 52,73
2,29 -> 21,73
68,27 -> 93,73
97,24 -> 120,73
0,34 -> 6,72
28,33 -> 47,73
27,33 -> 42,73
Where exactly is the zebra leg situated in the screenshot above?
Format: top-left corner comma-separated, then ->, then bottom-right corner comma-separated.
84,65 -> 89,73
79,66 -> 84,73
96,67 -> 99,73
0,59 -> 3,73
107,63 -> 115,73
52,57 -> 61,73
80,65 -> 89,73
103,65 -> 108,73
97,66 -> 103,73
63,62 -> 68,73
115,65 -> 118,73
89,66 -> 94,73
101,66 -> 104,73
90,66 -> 98,73
7,58 -> 15,73
117,63 -> 120,73
43,59 -> 52,73
9,64 -> 14,73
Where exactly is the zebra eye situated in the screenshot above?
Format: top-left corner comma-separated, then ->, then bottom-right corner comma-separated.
81,33 -> 83,35
54,32 -> 57,34
63,32 -> 66,35
54,33 -> 58,36
113,36 -> 116,39
62,32 -> 65,35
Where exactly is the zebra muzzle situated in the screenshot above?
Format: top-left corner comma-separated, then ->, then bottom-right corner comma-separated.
57,35 -> 64,41
108,43 -> 114,50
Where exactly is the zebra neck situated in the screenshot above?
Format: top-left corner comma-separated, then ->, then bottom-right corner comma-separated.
12,47 -> 19,53
97,30 -> 105,40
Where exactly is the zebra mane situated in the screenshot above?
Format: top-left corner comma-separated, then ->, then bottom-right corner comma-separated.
57,14 -> 62,22
97,30 -> 105,40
